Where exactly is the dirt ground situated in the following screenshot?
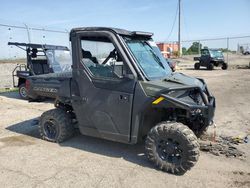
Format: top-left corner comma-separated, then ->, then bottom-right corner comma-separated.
0,65 -> 250,187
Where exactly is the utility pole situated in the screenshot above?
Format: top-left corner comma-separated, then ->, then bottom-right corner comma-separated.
178,0 -> 181,57
227,37 -> 229,64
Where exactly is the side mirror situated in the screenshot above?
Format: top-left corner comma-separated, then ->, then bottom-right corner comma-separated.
124,73 -> 134,80
112,60 -> 135,80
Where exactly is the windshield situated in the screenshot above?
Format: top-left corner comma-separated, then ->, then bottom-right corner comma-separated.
124,38 -> 172,80
46,49 -> 72,73
210,50 -> 223,58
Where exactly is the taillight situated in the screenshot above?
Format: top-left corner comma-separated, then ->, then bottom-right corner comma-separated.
25,80 -> 30,91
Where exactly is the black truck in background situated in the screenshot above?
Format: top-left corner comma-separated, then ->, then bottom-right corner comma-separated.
27,27 -> 216,175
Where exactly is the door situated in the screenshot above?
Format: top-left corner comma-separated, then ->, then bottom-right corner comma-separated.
71,32 -> 136,143
200,49 -> 210,66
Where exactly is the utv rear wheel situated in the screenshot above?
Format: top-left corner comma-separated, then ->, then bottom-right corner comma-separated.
207,63 -> 214,70
39,108 -> 74,143
19,83 -> 28,100
221,63 -> 228,70
145,122 -> 199,175
194,63 -> 200,70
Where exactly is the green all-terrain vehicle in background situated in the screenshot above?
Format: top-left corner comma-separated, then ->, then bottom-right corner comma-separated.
194,48 -> 228,70
27,27 -> 216,175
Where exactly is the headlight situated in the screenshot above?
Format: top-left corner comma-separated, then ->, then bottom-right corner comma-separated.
190,108 -> 202,114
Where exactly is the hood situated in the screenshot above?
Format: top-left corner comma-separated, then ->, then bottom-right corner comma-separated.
212,57 -> 224,60
141,72 -> 204,97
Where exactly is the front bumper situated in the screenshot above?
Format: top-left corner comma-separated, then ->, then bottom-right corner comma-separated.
160,84 -> 216,126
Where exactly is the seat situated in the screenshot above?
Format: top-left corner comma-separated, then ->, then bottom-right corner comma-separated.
31,59 -> 50,75
82,50 -> 98,64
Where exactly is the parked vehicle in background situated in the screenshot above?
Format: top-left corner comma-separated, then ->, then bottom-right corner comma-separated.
242,47 -> 250,55
26,27 -> 216,175
194,48 -> 228,70
8,42 -> 71,99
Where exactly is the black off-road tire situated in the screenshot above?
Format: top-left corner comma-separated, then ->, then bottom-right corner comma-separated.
145,122 -> 199,175
221,63 -> 228,70
38,108 -> 75,143
194,126 -> 208,138
207,63 -> 214,70
194,62 -> 200,70
19,83 -> 28,100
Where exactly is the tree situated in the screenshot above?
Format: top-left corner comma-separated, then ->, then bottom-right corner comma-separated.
239,46 -> 244,53
187,42 -> 202,55
182,47 -> 187,55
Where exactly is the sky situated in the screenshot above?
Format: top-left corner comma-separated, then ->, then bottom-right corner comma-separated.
0,0 -> 250,58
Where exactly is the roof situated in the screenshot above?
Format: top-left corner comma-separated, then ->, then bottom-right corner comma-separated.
70,27 -> 153,37
8,42 -> 69,51
201,48 -> 222,52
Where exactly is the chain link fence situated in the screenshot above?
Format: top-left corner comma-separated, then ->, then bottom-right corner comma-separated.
1,20 -> 250,66
162,36 -> 250,67
179,36 -> 250,64
0,20 -> 69,60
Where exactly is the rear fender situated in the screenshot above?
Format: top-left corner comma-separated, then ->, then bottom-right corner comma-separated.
18,78 -> 26,87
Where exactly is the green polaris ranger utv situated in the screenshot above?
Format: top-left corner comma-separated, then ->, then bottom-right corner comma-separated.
27,27 -> 215,175
194,48 -> 228,70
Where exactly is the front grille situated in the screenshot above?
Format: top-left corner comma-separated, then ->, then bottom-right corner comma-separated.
189,89 -> 203,105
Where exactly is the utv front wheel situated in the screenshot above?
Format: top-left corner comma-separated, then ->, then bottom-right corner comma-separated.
145,122 -> 199,175
207,63 -> 214,70
39,108 -> 74,143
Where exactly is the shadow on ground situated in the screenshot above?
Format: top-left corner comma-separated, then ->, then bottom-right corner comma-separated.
0,91 -> 54,103
5,118 -> 157,171
183,67 -> 222,71
0,91 -> 20,99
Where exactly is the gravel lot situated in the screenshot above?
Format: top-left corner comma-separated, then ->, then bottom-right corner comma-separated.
0,63 -> 250,187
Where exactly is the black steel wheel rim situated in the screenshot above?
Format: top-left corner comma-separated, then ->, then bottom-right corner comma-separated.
20,87 -> 27,98
44,120 -> 58,139
157,138 -> 182,164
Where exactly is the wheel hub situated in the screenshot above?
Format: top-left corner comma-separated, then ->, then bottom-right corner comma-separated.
44,120 -> 57,139
157,138 -> 182,164
20,87 -> 27,97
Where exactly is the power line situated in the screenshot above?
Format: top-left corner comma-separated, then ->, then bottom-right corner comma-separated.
181,1 -> 190,41
164,35 -> 250,44
164,1 -> 179,41
178,0 -> 181,56
181,35 -> 250,42
0,23 -> 68,34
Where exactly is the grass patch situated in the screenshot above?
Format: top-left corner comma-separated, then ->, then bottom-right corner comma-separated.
0,88 -> 18,93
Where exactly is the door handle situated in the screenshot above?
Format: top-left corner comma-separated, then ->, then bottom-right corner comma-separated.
71,95 -> 81,101
72,95 -> 88,103
119,95 -> 129,101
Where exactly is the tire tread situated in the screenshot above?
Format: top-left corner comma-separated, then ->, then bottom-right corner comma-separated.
38,108 -> 74,143
145,121 -> 199,175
